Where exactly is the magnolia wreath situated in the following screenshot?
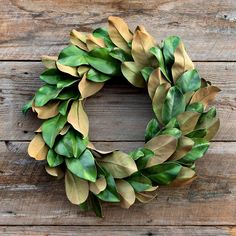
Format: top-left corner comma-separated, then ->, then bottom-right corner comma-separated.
23,16 -> 220,217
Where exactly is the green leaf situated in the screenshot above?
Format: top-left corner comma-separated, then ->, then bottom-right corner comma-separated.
39,68 -> 61,84
54,129 -> 88,158
42,114 -> 67,148
186,102 -> 204,113
93,27 -> 115,49
89,194 -> 103,217
87,69 -> 111,82
161,128 -> 182,138
196,107 -> 216,128
56,89 -> 78,100
58,45 -> 88,66
65,149 -> 97,182
56,78 -> 78,89
145,118 -> 160,142
162,86 -> 186,124
186,129 -> 207,138
126,172 -> 152,192
47,149 -> 64,167
135,148 -> 155,170
175,69 -> 201,93
86,48 -> 120,75
142,162 -> 182,185
179,138 -> 209,163
58,96 -> 78,116
109,48 -> 132,62
141,67 -> 154,82
96,167 -> 120,202
22,96 -> 34,114
35,85 -> 62,107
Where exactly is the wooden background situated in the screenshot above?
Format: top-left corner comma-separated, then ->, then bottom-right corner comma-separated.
0,0 -> 236,235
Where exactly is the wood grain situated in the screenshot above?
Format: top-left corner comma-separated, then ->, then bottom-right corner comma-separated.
0,61 -> 235,141
0,0 -> 236,61
0,226 -> 235,236
0,141 -> 235,225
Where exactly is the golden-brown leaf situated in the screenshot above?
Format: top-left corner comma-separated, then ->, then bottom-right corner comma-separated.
59,124 -> 70,135
172,41 -> 195,82
177,111 -> 200,135
144,135 -> 177,166
78,74 -> 104,98
67,100 -> 89,137
41,55 -> 57,69
190,86 -> 221,108
121,61 -> 145,88
56,61 -> 78,77
98,151 -> 138,178
152,83 -> 171,124
170,167 -> 196,187
33,102 -> 59,119
28,133 -> 48,160
170,136 -> 194,161
132,30 -> 156,66
65,170 -> 89,204
45,166 -> 64,179
77,66 -> 90,77
108,16 -> 132,53
70,29 -> 88,51
89,176 -> 107,195
148,68 -> 166,99
86,33 -> 105,51
136,186 -> 158,203
116,179 -> 135,208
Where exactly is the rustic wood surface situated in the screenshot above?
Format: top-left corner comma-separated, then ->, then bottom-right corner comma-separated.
0,0 -> 235,235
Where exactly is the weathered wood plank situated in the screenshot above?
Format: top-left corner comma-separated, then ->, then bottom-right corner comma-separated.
0,226 -> 234,236
0,141 -> 235,225
0,62 -> 235,141
0,0 -> 236,60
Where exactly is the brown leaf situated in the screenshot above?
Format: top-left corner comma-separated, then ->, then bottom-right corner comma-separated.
172,41 -> 195,82
45,166 -> 64,179
170,136 -> 194,161
170,167 -> 196,187
65,170 -> 89,204
77,66 -> 90,77
116,180 -> 135,208
148,68 -> 166,99
59,124 -> 70,135
121,61 -> 146,88
32,102 -> 59,119
78,74 -> 104,98
152,83 -> 171,124
131,30 -> 156,66
41,55 -> 57,69
144,135 -> 177,166
136,186 -> 158,203
89,176 -> 107,195
67,100 -> 89,137
86,33 -> 105,51
56,61 -> 78,77
190,86 -> 221,108
98,151 -> 138,178
108,16 -> 132,53
28,133 -> 48,160
70,29 -> 88,51
177,111 -> 200,135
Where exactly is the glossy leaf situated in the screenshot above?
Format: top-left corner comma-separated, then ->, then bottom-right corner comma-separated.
65,149 -> 97,182
145,118 -> 160,142
47,149 -> 64,167
141,67 -> 154,82
175,69 -> 201,93
93,27 -> 115,49
186,102 -> 204,113
42,113 -> 67,148
54,129 -> 88,158
109,48 -> 132,62
162,86 -> 186,124
142,162 -> 182,185
87,68 -> 111,82
161,128 -> 182,138
58,45 -> 88,66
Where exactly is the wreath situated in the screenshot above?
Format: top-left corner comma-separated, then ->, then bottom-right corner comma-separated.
23,16 -> 220,217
